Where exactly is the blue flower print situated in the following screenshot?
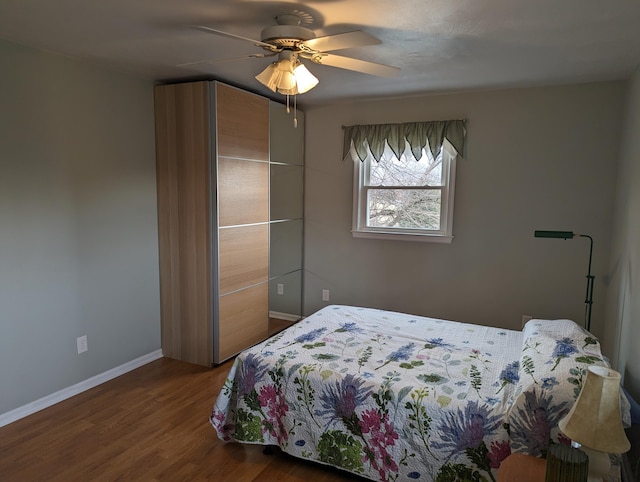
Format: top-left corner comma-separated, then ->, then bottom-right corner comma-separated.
424,338 -> 454,350
551,338 -> 578,370
496,360 -> 520,393
294,327 -> 327,344
335,322 -> 363,333
540,377 -> 559,390
376,343 -> 416,370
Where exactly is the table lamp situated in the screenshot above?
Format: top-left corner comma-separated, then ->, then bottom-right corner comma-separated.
558,366 -> 630,482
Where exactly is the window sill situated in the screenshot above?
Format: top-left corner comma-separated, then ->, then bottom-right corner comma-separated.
352,230 -> 454,243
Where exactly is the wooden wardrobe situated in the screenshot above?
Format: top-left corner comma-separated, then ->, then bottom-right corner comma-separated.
154,80 -> 303,366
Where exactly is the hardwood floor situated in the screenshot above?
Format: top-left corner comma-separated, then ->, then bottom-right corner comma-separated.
0,357 -> 363,482
268,317 -> 297,335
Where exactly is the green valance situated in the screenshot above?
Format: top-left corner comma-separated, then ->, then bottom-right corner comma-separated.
343,119 -> 466,162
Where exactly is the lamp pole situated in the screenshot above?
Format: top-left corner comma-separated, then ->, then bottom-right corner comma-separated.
534,231 -> 594,332
577,234 -> 594,332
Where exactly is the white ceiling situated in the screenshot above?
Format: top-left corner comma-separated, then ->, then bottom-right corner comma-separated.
2,0 -> 640,106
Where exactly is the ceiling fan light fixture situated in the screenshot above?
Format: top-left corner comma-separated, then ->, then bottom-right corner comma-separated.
292,62 -> 319,94
255,62 -> 280,91
255,56 -> 318,95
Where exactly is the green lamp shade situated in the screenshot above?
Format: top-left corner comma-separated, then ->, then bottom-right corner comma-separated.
534,230 -> 574,239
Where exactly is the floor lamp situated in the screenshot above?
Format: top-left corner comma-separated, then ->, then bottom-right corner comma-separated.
534,230 -> 594,332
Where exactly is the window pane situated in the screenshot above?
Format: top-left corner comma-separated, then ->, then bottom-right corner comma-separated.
369,145 -> 443,187
367,189 -> 441,230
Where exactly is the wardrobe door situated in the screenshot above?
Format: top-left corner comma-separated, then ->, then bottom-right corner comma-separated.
214,83 -> 270,363
269,101 -> 304,328
154,81 -> 212,367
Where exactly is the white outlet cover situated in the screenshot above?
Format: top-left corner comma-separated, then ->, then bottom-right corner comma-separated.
77,335 -> 88,354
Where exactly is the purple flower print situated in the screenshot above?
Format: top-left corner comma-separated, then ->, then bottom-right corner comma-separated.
488,440 -> 511,469
210,408 -> 234,441
317,374 -> 372,421
433,401 -> 502,461
258,384 -> 290,444
509,387 -> 569,456
237,353 -> 268,397
359,408 -> 399,481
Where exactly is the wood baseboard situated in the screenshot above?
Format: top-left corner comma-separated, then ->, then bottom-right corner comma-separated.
268,311 -> 302,322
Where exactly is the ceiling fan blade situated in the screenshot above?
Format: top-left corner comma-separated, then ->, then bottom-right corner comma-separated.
310,53 -> 400,77
302,30 -> 381,53
191,25 -> 277,51
177,52 -> 274,68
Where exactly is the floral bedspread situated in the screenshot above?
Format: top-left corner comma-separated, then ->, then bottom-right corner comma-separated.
211,305 -> 627,481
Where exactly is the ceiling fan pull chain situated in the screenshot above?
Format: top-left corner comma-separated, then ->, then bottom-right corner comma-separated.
286,94 -> 290,113
293,94 -> 298,128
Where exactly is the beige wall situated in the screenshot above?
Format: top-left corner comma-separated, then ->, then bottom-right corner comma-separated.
605,66 -> 640,400
0,40 -> 160,414
1,32 -> 635,416
303,82 -> 626,352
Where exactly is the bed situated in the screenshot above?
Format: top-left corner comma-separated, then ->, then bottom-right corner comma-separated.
210,305 -> 630,481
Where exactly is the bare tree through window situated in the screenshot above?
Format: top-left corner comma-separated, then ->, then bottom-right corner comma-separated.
366,141 -> 445,230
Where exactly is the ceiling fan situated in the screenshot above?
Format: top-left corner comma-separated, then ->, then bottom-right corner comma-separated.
179,12 -> 400,97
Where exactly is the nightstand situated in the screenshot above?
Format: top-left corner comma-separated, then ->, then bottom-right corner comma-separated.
497,453 -> 547,482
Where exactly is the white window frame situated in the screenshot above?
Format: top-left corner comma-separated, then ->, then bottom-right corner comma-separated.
352,140 -> 457,243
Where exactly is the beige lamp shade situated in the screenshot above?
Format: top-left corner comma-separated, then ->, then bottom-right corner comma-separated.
558,365 -> 630,454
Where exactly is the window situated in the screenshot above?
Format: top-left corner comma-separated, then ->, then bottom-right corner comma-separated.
345,120 -> 465,243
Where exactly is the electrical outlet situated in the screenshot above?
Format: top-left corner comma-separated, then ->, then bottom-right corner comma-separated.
277,283 -> 284,295
322,289 -> 330,302
77,335 -> 88,354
